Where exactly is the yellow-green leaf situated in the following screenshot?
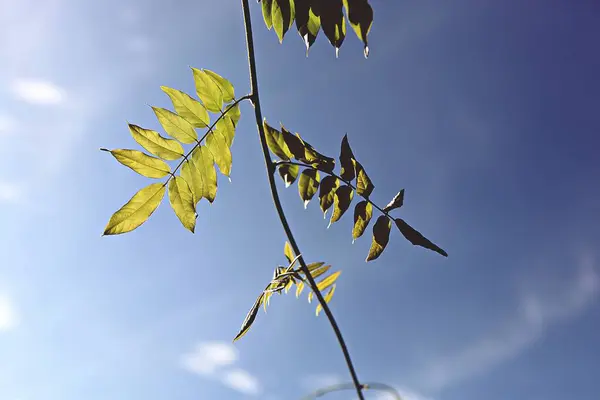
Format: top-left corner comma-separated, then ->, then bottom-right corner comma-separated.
355,161 -> 374,197
278,163 -> 299,187
191,145 -> 218,203
204,70 -> 235,103
168,176 -> 197,233
272,0 -> 295,43
206,129 -> 232,177
192,67 -> 223,113
295,280 -> 305,298
316,285 -> 336,316
395,218 -> 448,257
319,175 -> 339,216
216,116 -> 235,147
307,262 -> 325,273
383,189 -> 404,213
339,134 -> 356,181
128,124 -> 184,161
152,107 -> 198,144
343,0 -> 374,58
366,216 -> 391,261
298,168 -> 320,208
263,120 -> 292,160
103,183 -> 165,235
160,86 -> 209,128
262,0 -> 274,29
352,200 -> 372,241
226,103 -> 242,127
233,293 -> 264,342
103,149 -> 170,178
284,241 -> 294,263
310,264 -> 331,280
330,185 -> 354,225
317,270 -> 341,292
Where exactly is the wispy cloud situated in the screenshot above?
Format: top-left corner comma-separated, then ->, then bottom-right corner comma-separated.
221,368 -> 261,396
300,373 -> 343,392
10,79 -> 66,105
418,253 -> 599,392
0,295 -> 18,331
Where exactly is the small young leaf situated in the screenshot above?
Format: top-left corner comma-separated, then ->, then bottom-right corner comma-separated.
233,293 -> 264,342
103,183 -> 165,235
104,149 -> 170,179
383,189 -> 405,213
352,200 -> 372,241
321,0 -> 346,55
204,70 -> 235,103
319,175 -> 339,215
343,0 -> 374,58
191,145 -> 218,203
295,280 -> 305,298
263,120 -> 292,160
395,218 -> 448,257
206,129 -> 232,177
160,86 -> 209,128
278,164 -> 299,187
272,0 -> 295,43
262,0 -> 274,29
330,185 -> 354,225
339,135 -> 356,181
284,241 -> 294,264
316,285 -> 336,316
306,261 -> 325,273
366,216 -> 392,261
168,176 -> 197,233
355,161 -> 374,197
317,270 -> 341,292
152,107 -> 198,144
310,264 -> 331,280
298,168 -> 320,208
128,124 -> 184,161
191,67 -> 223,113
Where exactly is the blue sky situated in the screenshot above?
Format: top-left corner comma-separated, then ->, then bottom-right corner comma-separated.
1,0 -> 599,399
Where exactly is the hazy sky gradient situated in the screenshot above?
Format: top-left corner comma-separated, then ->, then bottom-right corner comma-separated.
1,1 -> 599,399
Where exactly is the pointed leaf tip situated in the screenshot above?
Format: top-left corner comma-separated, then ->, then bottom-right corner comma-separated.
395,218 -> 448,257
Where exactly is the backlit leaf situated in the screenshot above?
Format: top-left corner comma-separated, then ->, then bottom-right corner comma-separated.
103,183 -> 165,235
160,86 -> 209,128
309,264 -> 331,280
295,134 -> 335,172
103,149 -> 170,179
191,67 -> 223,113
152,107 -> 198,144
330,185 -> 354,225
366,216 -> 391,261
180,159 -> 202,205
296,280 -> 305,298
319,175 -> 339,216
339,134 -> 356,181
395,218 -> 448,257
191,145 -> 218,203
204,70 -> 235,103
264,120 -> 293,160
352,200 -> 372,241
226,103 -> 242,127
216,116 -> 236,147
233,293 -> 264,342
281,127 -> 306,160
321,0 -> 346,56
355,161 -> 374,197
298,168 -> 320,208
168,176 -> 197,233
284,241 -> 294,264
128,124 -> 184,161
278,163 -> 299,187
317,270 -> 341,292
316,285 -> 336,316
343,0 -> 374,57
272,0 -> 295,43
206,129 -> 232,177
262,0 -> 274,29
306,261 -> 325,273
296,0 -> 321,54
383,189 -> 405,213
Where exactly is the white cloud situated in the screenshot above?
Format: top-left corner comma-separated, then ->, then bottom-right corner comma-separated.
418,253 -> 599,391
301,373 -> 343,391
0,115 -> 17,135
0,295 -> 18,331
180,341 -> 238,376
0,182 -> 22,204
10,79 -> 65,105
221,368 -> 261,396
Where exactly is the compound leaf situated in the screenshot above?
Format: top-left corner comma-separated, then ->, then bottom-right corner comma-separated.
191,67 -> 223,113
160,86 -> 209,128
278,163 -> 299,187
103,183 -> 165,235
103,149 -> 170,179
128,124 -> 184,161
298,168 -> 320,208
352,200 -> 372,241
366,216 -> 391,261
168,176 -> 197,233
152,107 -> 198,144
191,145 -> 218,203
330,185 -> 354,225
395,218 -> 448,257
383,189 -> 405,213
204,70 -> 235,103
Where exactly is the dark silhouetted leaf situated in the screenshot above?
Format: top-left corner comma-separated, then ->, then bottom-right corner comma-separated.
316,284 -> 336,316
278,163 -> 299,187
160,86 -> 209,128
330,185 -> 354,225
272,0 -> 295,43
383,189 -> 405,213
352,200 -> 372,241
321,0 -> 346,56
339,134 -> 356,181
281,126 -> 306,159
190,145 -> 217,203
298,168 -> 320,208
103,183 -> 165,235
191,68 -> 223,112
102,149 -> 170,179
233,292 -> 264,342
296,0 -> 321,54
366,216 -> 391,261
355,161 -> 374,197
168,176 -> 197,233
206,129 -> 232,177
264,120 -> 292,160
295,134 -> 335,172
343,0 -> 374,57
152,107 -> 198,144
395,218 -> 448,257
319,175 -> 339,216
204,70 -> 235,103
128,124 -> 184,161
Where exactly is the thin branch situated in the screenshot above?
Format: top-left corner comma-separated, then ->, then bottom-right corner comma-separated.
240,1 -> 365,399
301,382 -> 402,400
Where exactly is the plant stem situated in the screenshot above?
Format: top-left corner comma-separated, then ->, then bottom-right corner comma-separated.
240,1 -> 364,399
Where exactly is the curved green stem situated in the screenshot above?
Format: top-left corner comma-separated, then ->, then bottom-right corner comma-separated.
240,1 -> 365,399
